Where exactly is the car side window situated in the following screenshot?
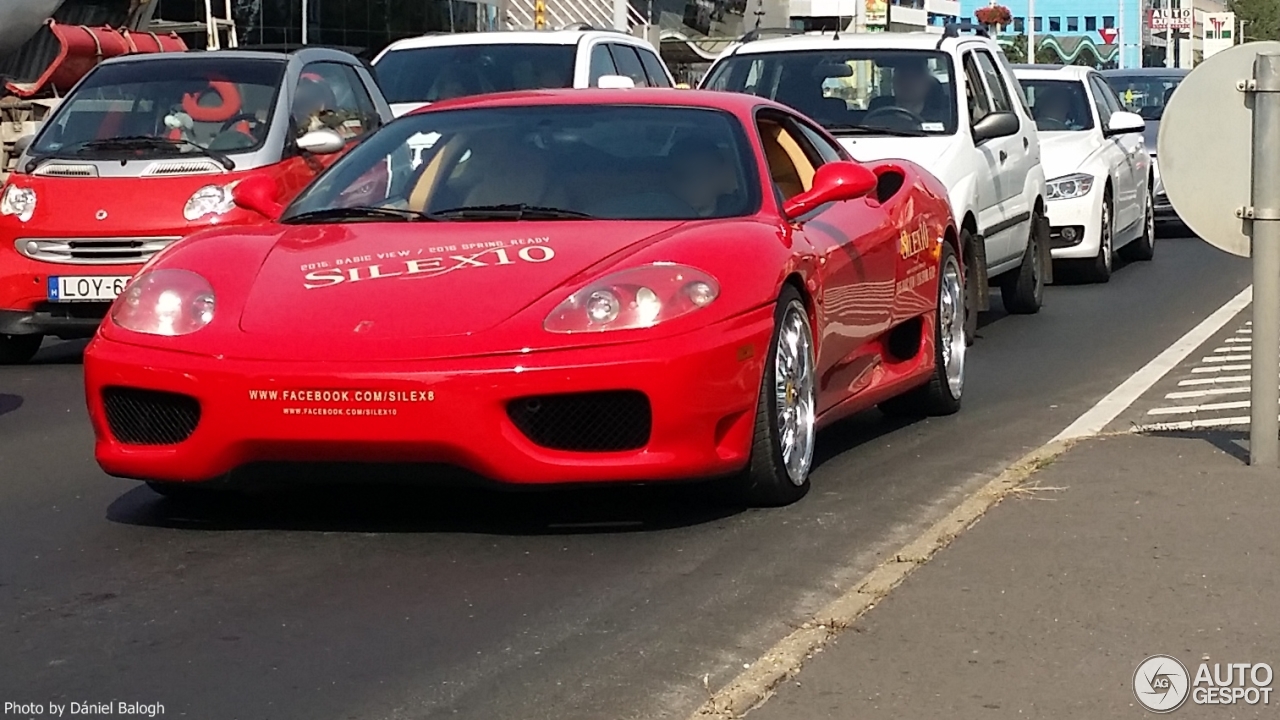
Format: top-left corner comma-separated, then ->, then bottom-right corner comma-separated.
637,48 -> 672,87
962,53 -> 992,125
794,120 -> 844,164
294,62 -> 374,140
588,43 -> 618,85
974,50 -> 1013,113
348,66 -> 383,132
1087,76 -> 1114,127
607,44 -> 650,87
1093,75 -> 1125,114
758,114 -> 819,202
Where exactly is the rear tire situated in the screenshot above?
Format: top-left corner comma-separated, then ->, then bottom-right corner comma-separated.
961,229 -> 980,346
879,243 -> 965,418
1120,188 -> 1156,262
0,334 -> 42,365
1000,210 -> 1045,314
736,286 -> 816,507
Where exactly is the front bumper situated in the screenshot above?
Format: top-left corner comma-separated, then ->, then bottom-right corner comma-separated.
84,307 -> 775,486
1044,190 -> 1105,260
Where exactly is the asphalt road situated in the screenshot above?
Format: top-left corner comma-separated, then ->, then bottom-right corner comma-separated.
0,232 -> 1250,720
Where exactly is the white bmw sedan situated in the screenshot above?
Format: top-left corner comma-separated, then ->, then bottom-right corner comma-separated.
1013,65 -> 1154,283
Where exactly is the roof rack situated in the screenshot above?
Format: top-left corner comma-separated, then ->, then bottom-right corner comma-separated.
738,27 -> 806,43
939,20 -> 989,40
556,22 -> 626,33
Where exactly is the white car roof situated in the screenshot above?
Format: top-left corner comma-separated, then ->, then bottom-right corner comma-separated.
379,29 -> 647,54
1013,65 -> 1094,82
718,30 -> 997,57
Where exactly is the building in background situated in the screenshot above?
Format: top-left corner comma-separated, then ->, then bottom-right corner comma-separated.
788,0 -> 960,33
152,0 -> 501,54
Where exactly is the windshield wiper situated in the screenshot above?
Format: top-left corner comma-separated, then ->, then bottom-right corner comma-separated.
427,204 -> 594,221
71,135 -> 236,170
825,124 -> 928,138
281,206 -> 436,224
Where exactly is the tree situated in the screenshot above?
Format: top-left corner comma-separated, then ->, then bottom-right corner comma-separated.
1229,0 -> 1280,40
1002,33 -> 1061,64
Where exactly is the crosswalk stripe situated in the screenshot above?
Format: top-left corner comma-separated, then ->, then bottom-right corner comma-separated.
1166,386 -> 1252,399
1136,416 -> 1252,431
1178,376 -> 1252,385
1202,354 -> 1252,363
1192,364 -> 1251,373
1148,399 -> 1253,415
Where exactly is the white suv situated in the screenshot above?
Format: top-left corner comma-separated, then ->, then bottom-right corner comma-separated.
701,25 -> 1051,341
372,27 -> 674,116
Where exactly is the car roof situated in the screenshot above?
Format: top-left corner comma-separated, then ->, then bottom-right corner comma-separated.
720,30 -> 996,55
1100,67 -> 1190,77
380,29 -> 642,53
409,87 -> 782,114
101,47 -> 358,67
1013,64 -> 1093,81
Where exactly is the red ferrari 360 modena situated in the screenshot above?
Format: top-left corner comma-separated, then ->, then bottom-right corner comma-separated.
84,88 -> 965,506
0,47 -> 391,364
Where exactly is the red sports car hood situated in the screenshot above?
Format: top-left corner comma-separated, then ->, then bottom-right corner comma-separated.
239,220 -> 685,338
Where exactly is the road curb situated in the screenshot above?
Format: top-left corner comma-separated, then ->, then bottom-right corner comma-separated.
687,438 -> 1077,720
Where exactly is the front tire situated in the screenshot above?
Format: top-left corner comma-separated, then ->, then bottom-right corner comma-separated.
1000,209 -> 1046,314
1080,193 -> 1114,283
737,286 -> 816,507
879,243 -> 965,417
0,333 -> 43,365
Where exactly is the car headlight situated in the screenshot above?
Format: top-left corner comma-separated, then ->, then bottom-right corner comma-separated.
1,184 -> 37,222
111,269 -> 216,336
544,263 -> 719,333
183,184 -> 236,221
1046,173 -> 1094,201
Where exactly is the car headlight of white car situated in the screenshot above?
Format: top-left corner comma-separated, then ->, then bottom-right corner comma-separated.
183,184 -> 236,221
1046,173 -> 1094,201
0,184 -> 37,222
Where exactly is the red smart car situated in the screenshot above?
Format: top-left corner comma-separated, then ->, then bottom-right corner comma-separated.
84,89 -> 966,506
0,47 -> 392,363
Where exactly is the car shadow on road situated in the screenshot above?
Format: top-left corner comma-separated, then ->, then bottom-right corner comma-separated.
104,410 -> 926,536
0,394 -> 22,417
32,339 -> 89,365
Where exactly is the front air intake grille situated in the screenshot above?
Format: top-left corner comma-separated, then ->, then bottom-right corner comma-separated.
507,391 -> 651,452
102,387 -> 201,445
16,236 -> 180,265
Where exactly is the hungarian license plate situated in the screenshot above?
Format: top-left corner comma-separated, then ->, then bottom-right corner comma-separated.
48,275 -> 132,302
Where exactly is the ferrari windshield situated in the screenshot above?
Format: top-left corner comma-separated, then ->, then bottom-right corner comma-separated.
374,44 -> 576,103
30,57 -> 285,157
702,49 -> 958,136
282,104 -> 760,222
1104,73 -> 1185,120
1021,79 -> 1094,132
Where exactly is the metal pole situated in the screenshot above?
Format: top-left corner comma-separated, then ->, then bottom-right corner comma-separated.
1164,0 -> 1173,67
1249,51 -> 1280,466
1027,0 -> 1034,63
613,0 -> 628,32
1118,0 -> 1124,68
301,0 -> 308,44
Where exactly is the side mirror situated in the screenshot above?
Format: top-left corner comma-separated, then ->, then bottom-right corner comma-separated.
232,174 -> 284,220
596,75 -> 636,89
782,161 -> 878,218
1105,110 -> 1146,136
296,128 -> 347,155
12,135 -> 34,157
972,111 -> 1020,143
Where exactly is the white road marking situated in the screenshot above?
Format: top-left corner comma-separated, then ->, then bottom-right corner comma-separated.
1225,337 -> 1250,343
1135,416 -> 1253,431
1239,328 -> 1252,334
1148,399 -> 1253,415
1212,347 -> 1241,353
1192,364 -> 1251,373
1052,286 -> 1253,443
1166,386 -> 1251,399
1179,375 -> 1252,386
1202,354 -> 1252,363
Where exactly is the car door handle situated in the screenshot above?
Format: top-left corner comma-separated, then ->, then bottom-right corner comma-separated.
999,150 -> 1008,162
1022,137 -> 1029,149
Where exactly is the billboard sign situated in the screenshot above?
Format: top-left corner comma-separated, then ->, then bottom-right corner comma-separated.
1150,7 -> 1193,31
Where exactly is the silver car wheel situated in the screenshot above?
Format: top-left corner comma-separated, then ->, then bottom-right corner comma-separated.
774,301 -> 816,486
